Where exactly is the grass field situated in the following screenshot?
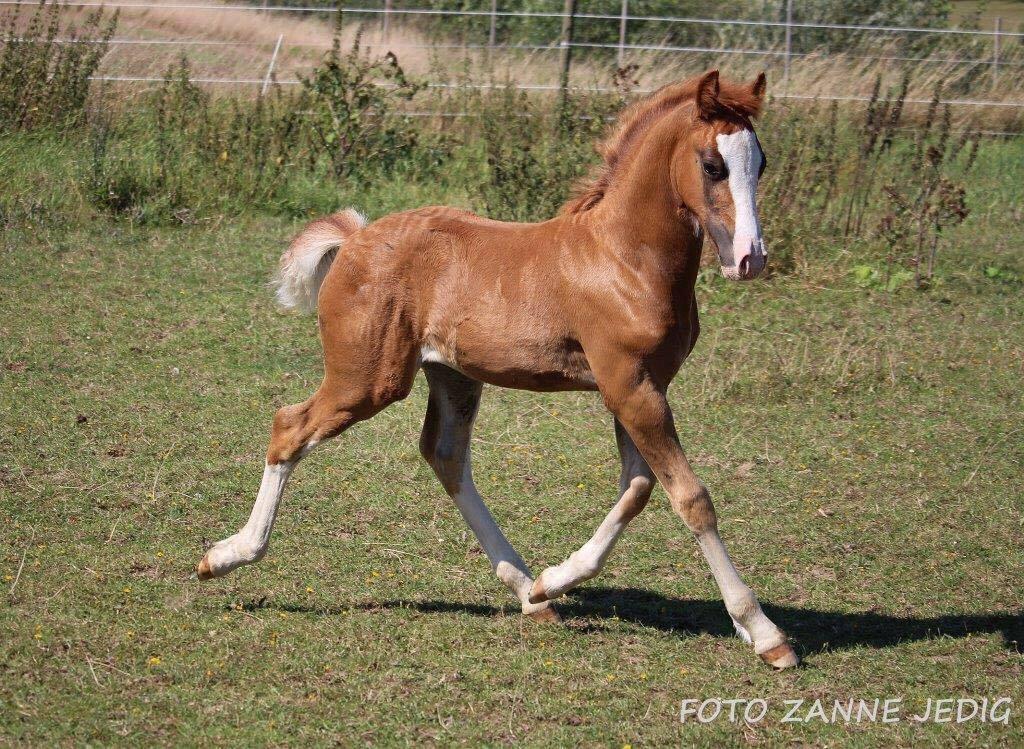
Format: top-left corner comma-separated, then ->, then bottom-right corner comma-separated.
952,1 -> 1024,28
1,129 -> 1023,746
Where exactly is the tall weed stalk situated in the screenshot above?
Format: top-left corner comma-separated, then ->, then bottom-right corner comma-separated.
0,1 -> 116,132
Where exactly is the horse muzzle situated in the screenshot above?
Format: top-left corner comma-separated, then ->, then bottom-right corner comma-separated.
721,236 -> 767,281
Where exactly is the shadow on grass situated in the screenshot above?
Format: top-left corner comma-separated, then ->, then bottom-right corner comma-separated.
260,585 -> 1023,656
566,586 -> 1024,656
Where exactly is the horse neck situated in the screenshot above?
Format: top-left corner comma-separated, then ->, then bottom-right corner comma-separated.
586,117 -> 702,273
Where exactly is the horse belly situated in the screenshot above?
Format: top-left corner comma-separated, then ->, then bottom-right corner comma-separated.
423,322 -> 596,392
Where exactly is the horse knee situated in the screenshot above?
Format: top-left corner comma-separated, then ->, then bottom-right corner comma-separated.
670,482 -> 717,533
419,400 -> 472,495
618,474 -> 654,522
426,446 -> 466,495
631,475 -> 655,504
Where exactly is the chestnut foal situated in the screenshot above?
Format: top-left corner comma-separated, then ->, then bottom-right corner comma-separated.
197,70 -> 797,669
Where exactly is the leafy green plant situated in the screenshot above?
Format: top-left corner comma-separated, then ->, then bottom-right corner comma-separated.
298,20 -> 423,179
757,100 -> 842,273
852,263 -> 915,292
877,83 -> 975,289
983,265 -> 1021,285
0,0 -> 117,132
81,23 -> 434,223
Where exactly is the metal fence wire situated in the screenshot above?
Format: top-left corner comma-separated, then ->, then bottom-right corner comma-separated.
2,1 -> 1022,111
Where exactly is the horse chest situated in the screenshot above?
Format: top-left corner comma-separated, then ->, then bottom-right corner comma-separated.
627,296 -> 700,382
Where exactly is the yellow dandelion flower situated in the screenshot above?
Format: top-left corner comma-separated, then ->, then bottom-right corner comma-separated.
148,656 -> 161,666
306,586 -> 313,593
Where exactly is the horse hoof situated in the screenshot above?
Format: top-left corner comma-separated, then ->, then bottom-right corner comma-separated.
528,576 -> 549,604
526,604 -> 562,624
758,642 -> 799,670
196,555 -> 215,581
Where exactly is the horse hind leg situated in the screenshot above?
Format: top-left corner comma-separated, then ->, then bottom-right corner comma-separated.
419,363 -> 560,623
197,378 -> 403,580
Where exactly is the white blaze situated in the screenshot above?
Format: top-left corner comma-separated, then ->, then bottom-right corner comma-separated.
714,129 -> 766,277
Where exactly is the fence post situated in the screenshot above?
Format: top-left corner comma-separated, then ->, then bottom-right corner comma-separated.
618,0 -> 628,68
559,0 -> 577,114
489,0 -> 497,64
489,0 -> 498,47
992,16 -> 1002,90
783,0 -> 793,89
262,34 -> 283,96
382,0 -> 393,42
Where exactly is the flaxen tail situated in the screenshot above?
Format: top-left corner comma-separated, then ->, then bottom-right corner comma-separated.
274,208 -> 367,314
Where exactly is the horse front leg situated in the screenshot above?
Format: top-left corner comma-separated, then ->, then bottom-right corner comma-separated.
602,373 -> 798,669
529,419 -> 655,603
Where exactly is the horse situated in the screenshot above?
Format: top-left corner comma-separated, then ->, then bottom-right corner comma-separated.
196,70 -> 798,670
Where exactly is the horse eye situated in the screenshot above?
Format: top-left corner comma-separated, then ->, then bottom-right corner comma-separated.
703,162 -> 727,181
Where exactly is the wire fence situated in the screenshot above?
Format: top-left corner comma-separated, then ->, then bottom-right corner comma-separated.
5,1 -> 1024,112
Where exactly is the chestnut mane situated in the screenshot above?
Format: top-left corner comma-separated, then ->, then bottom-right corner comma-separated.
563,73 -> 764,214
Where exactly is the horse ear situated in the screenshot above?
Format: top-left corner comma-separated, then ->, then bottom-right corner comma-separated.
696,69 -> 720,119
751,71 -> 767,101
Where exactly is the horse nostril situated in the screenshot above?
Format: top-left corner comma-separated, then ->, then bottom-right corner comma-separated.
739,255 -> 750,278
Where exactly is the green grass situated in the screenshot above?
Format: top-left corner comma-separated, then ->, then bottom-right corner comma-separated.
952,1 -> 1024,28
1,139 -> 1023,746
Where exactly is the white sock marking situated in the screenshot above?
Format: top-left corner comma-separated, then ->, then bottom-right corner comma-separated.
204,461 -> 293,576
696,529 -> 786,653
450,461 -> 537,606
